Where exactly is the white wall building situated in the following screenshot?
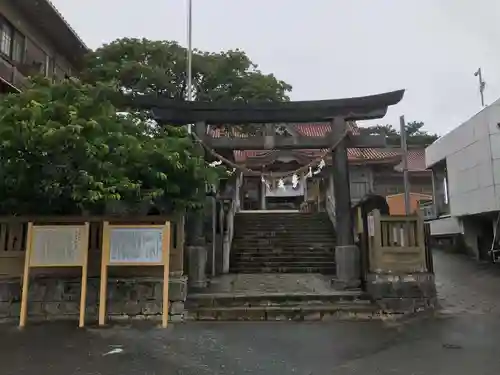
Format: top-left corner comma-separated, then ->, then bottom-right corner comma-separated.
425,97 -> 500,259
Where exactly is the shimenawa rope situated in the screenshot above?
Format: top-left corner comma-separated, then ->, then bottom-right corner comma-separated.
191,129 -> 349,179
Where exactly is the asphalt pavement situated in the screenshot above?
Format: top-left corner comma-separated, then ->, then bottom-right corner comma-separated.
1,249 -> 500,375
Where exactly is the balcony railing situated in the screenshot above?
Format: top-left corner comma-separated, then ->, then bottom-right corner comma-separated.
0,55 -> 30,92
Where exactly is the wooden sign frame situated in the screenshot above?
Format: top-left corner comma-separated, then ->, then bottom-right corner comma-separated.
98,222 -> 171,328
19,222 -> 90,328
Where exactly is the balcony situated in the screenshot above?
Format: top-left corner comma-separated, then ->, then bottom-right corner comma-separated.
0,55 -> 29,92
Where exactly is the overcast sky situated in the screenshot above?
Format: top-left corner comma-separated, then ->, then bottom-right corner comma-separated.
52,0 -> 500,135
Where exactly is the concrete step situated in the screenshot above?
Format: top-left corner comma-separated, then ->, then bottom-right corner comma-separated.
234,223 -> 333,228
233,233 -> 336,238
232,260 -> 335,267
186,291 -> 377,321
232,237 -> 336,242
187,304 -> 379,321
231,244 -> 335,255
232,241 -> 336,246
232,255 -> 335,261
229,266 -> 337,274
231,212 -> 337,275
233,231 -> 335,236
186,290 -> 367,308
232,243 -> 336,247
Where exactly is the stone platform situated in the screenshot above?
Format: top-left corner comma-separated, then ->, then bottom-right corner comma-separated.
366,273 -> 437,314
202,273 -> 340,294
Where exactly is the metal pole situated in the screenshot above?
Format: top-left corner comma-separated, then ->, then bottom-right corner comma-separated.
211,196 -> 216,277
186,0 -> 193,134
400,115 -> 411,215
474,68 -> 486,107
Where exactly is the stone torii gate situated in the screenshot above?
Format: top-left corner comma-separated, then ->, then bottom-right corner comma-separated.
134,89 -> 405,289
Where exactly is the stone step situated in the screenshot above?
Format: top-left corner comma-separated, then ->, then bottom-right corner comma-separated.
232,260 -> 334,267
235,234 -> 334,236
231,255 -> 335,261
229,266 -> 337,274
232,248 -> 335,253
232,255 -> 335,261
233,243 -> 335,247
235,221 -> 333,226
232,241 -> 336,246
233,237 -> 336,241
232,242 -> 336,247
231,212 -> 337,275
233,230 -> 335,235
186,304 -> 378,321
234,221 -> 333,226
235,213 -> 329,217
186,290 -> 367,307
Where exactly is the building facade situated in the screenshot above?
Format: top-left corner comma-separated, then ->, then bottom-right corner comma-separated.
0,0 -> 87,93
425,97 -> 500,260
212,123 -> 431,212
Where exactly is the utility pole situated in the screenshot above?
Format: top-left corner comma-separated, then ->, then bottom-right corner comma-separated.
400,115 -> 410,215
186,0 -> 193,133
474,67 -> 486,107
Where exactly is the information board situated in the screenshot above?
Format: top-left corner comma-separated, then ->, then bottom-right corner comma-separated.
20,222 -> 90,329
109,227 -> 163,264
99,222 -> 171,328
30,225 -> 86,267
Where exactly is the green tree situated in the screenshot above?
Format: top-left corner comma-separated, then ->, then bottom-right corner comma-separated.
0,38 -> 292,215
364,121 -> 438,146
0,77 -> 221,215
82,38 -> 292,103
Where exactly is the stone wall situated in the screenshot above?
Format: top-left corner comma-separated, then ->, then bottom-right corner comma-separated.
366,273 -> 437,314
0,276 -> 187,323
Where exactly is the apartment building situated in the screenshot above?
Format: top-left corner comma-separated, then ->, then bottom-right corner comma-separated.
0,0 -> 88,92
425,98 -> 500,260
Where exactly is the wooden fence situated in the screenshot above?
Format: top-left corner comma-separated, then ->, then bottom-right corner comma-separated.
0,216 -> 185,279
360,210 -> 428,273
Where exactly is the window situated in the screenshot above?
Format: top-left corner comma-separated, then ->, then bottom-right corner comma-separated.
443,176 -> 449,204
0,17 -> 25,63
12,30 -> 25,63
0,21 -> 12,57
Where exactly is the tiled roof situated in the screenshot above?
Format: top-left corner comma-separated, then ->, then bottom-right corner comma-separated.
44,0 -> 89,50
208,123 -> 427,171
394,149 -> 427,172
208,121 -> 359,138
234,148 -> 402,164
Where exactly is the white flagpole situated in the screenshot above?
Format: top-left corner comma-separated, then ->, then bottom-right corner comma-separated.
186,0 -> 193,133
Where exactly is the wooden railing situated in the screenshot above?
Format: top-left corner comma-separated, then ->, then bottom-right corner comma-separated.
0,216 -> 185,279
366,210 -> 428,273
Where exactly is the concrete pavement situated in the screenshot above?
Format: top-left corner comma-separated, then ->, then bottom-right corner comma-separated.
1,249 -> 500,375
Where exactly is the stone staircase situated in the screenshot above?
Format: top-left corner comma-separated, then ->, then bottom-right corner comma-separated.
230,212 -> 337,274
185,274 -> 378,321
186,290 -> 377,321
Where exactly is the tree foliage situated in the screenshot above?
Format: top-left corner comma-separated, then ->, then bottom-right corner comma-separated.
82,38 -> 292,103
0,77 -> 221,215
0,38 -> 293,215
364,121 -> 438,146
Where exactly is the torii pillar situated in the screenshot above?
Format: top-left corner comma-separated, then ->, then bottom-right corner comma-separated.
331,117 -> 360,289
